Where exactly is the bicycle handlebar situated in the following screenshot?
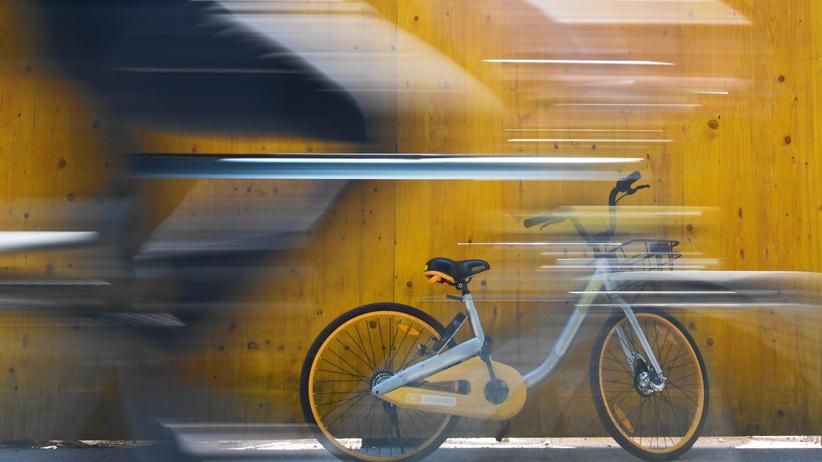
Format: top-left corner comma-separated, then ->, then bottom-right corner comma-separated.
523,171 -> 651,251
610,170 -> 650,206
615,170 -> 641,193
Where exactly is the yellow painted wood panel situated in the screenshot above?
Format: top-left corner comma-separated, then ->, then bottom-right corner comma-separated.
0,0 -> 820,440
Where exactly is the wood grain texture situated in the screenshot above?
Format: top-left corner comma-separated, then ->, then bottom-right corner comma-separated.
0,0 -> 820,439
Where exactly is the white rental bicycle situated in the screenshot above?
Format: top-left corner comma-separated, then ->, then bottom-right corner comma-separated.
301,171 -> 708,461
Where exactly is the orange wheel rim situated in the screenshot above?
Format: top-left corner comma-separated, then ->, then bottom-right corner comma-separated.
308,311 -> 453,461
598,313 -> 705,454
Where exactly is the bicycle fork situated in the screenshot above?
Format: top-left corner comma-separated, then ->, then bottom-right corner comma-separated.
606,279 -> 667,392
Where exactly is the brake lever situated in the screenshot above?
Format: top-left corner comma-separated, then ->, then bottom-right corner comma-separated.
625,184 -> 651,196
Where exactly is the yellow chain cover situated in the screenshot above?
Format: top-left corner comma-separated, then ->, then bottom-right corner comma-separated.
382,357 -> 526,421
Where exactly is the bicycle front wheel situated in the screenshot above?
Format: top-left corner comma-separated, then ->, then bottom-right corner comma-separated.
590,309 -> 709,461
300,303 -> 459,462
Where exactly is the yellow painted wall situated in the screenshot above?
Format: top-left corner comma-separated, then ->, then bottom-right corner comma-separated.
0,0 -> 820,439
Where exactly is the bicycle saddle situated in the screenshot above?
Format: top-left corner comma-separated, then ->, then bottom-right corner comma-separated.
424,257 -> 490,284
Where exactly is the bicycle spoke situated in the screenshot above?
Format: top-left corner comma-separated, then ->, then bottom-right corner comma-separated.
315,368 -> 369,381
404,409 -> 424,436
316,378 -> 368,383
353,400 -> 380,441
387,317 -> 396,370
314,390 -> 368,396
335,337 -> 375,373
604,379 -> 636,387
326,346 -> 369,379
651,321 -> 661,359
410,409 -> 438,432
308,310 -> 454,461
395,330 -> 425,371
604,348 -> 634,376
385,320 -> 410,371
346,328 -> 377,370
364,319 -> 379,371
634,398 -> 646,439
662,341 -> 685,369
670,370 -> 698,384
658,391 -> 691,437
664,382 -> 699,405
319,358 -> 367,380
377,318 -> 387,366
319,392 -> 369,415
663,350 -> 693,369
324,392 -> 371,430
598,313 -> 705,455
652,396 -> 662,447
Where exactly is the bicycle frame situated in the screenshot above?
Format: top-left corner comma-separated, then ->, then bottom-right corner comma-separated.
371,257 -> 665,398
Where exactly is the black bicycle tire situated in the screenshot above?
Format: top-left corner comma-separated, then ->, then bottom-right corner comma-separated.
589,308 -> 709,461
300,302 -> 460,462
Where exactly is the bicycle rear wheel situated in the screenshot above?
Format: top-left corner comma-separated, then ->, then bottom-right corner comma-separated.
590,309 -> 708,461
301,303 -> 459,462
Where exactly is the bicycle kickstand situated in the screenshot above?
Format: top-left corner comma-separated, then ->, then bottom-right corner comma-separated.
495,419 -> 512,442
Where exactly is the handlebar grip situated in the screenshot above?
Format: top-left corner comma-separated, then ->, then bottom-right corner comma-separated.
524,213 -> 564,229
624,170 -> 641,183
616,170 -> 642,192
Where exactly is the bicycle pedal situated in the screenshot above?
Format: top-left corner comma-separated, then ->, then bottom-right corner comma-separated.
494,419 -> 512,442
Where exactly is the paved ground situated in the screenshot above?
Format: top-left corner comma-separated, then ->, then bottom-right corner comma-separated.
3,447 -> 822,462
3,437 -> 822,462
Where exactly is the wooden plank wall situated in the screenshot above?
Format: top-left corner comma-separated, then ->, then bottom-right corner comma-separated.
0,0 -> 820,439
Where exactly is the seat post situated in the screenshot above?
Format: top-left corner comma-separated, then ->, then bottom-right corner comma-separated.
461,291 -> 485,342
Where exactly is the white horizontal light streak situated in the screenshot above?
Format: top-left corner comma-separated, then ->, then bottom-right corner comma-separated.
554,258 -> 616,262
539,265 -> 706,270
459,242 -> 621,246
569,290 -> 736,295
120,67 -> 299,75
554,256 -> 708,262
0,280 -> 110,286
555,103 -> 703,108
167,436 -> 822,451
584,303 -> 785,308
692,90 -> 730,95
214,2 -> 367,14
537,210 -> 704,217
483,59 -> 673,66
506,129 -> 664,133
508,138 -> 672,143
221,156 -> 642,164
137,155 -> 645,180
0,231 -> 98,251
530,0 -> 752,26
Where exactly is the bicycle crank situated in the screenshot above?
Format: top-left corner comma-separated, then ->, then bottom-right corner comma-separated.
379,357 -> 526,420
